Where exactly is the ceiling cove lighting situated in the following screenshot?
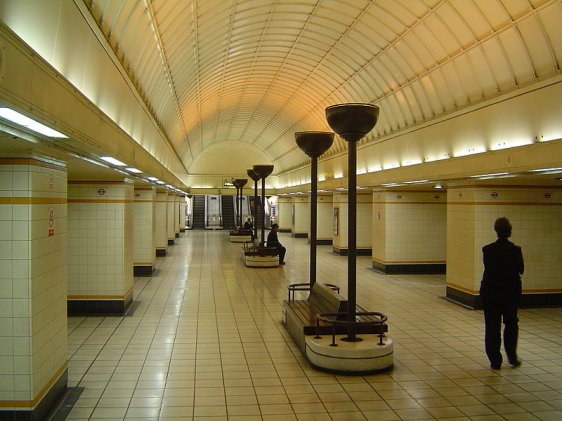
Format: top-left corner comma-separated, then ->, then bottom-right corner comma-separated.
156,180 -> 165,184
0,108 -> 68,138
530,167 -> 562,173
126,167 -> 142,173
147,176 -> 159,181
100,156 -> 127,166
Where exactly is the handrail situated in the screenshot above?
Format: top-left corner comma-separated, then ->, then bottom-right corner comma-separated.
315,311 -> 388,347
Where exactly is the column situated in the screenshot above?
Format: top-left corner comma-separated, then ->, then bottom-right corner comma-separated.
291,195 -> 309,238
308,192 -> 333,245
155,189 -> 168,256
133,186 -> 156,276
332,192 -> 372,255
179,196 -> 187,232
0,156 -> 67,419
446,185 -> 562,308
173,194 -> 180,238
372,190 -> 446,273
277,196 -> 292,233
167,192 -> 175,245
67,179 -> 134,315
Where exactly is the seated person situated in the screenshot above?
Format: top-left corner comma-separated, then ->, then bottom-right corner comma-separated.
243,217 -> 253,230
266,223 -> 286,264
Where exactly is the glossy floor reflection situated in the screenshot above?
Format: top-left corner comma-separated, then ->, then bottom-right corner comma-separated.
67,230 -> 562,420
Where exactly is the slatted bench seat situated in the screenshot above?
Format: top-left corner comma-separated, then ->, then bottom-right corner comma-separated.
283,282 -> 387,352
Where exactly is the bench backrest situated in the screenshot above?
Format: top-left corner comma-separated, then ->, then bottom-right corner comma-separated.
309,282 -> 348,314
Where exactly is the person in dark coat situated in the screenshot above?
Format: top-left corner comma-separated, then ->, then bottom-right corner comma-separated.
243,217 -> 253,230
267,223 -> 286,264
480,217 -> 524,370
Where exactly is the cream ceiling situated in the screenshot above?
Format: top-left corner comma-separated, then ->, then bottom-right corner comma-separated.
62,0 -> 562,176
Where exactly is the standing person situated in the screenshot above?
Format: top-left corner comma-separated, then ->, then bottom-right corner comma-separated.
267,223 -> 286,265
480,217 -> 524,370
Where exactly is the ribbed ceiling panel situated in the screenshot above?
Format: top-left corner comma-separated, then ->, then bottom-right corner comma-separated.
84,0 -> 562,175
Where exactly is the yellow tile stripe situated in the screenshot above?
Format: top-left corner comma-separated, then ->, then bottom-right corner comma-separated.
0,362 -> 67,408
0,197 -> 66,204
67,199 -> 133,203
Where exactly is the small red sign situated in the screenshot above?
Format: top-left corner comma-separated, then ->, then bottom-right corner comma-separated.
48,228 -> 54,237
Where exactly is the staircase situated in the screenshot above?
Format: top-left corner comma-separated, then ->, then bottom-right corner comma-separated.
221,195 -> 236,229
192,195 -> 206,229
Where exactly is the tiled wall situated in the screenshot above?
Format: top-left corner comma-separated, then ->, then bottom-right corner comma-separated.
133,187 -> 156,267
155,191 -> 168,251
332,193 -> 372,251
67,180 -> 133,300
292,196 -> 309,237
447,186 -> 562,297
277,197 -> 292,231
0,157 -> 67,408
373,190 -> 446,264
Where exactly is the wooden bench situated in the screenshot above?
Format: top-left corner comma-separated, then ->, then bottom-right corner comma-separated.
283,283 -> 388,352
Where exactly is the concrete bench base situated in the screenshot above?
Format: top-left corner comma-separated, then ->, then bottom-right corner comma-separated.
244,254 -> 279,267
230,235 -> 252,243
305,334 -> 393,374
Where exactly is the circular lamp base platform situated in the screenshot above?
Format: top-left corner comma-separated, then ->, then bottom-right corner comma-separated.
230,235 -> 252,243
244,254 -> 279,267
305,334 -> 393,374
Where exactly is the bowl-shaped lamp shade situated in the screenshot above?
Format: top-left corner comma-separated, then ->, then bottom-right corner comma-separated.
253,164 -> 274,179
247,169 -> 260,182
233,178 -> 248,188
325,103 -> 379,142
295,131 -> 335,158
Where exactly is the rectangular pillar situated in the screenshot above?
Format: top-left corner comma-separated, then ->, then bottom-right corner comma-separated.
372,190 -> 446,274
155,190 -> 168,256
277,196 -> 292,233
0,156 -> 68,419
173,194 -> 180,238
133,187 -> 156,276
332,192 -> 372,255
446,185 -> 562,308
167,192 -> 175,245
67,180 -> 134,315
307,193 -> 333,245
291,196 -> 309,238
179,196 -> 186,232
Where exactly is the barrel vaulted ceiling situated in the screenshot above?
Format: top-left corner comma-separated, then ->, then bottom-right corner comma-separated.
82,0 -> 561,176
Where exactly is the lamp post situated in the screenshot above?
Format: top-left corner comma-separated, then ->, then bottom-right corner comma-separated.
295,132 -> 334,286
325,103 -> 379,341
233,179 -> 247,228
247,169 -> 260,240
252,165 -> 274,246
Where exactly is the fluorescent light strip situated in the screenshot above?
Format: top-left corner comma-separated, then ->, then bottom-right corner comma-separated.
126,167 -> 142,173
530,167 -> 562,172
100,156 -> 127,166
470,172 -> 509,178
0,108 -> 68,138
147,176 -> 159,181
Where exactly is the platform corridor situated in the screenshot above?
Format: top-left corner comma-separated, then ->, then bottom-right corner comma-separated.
66,231 -> 562,421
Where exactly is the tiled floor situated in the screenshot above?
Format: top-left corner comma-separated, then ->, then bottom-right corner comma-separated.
66,230 -> 562,420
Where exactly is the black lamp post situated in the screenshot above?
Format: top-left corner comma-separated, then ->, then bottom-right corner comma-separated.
247,169 -> 260,239
252,164 -> 274,247
233,179 -> 247,228
325,103 -> 379,341
295,132 -> 334,286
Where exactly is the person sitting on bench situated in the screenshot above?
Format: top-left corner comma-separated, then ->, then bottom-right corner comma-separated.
267,223 -> 286,265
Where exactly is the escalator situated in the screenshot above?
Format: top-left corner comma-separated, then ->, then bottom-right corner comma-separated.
192,195 -> 206,229
221,195 -> 235,229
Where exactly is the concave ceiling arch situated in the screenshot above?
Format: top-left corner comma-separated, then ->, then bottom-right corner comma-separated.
84,0 -> 562,176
